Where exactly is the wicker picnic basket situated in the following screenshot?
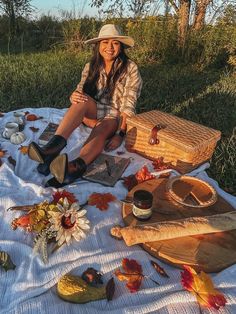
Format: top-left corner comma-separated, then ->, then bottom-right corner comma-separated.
125,110 -> 221,173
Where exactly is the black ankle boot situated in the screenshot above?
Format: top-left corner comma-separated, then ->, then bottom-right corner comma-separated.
28,135 -> 67,176
45,154 -> 87,187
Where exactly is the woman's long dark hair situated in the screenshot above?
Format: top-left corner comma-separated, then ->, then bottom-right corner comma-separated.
83,42 -> 129,100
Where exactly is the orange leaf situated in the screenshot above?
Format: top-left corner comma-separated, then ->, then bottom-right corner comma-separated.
181,265 -> 227,310
52,190 -> 77,205
11,214 -> 32,231
0,149 -> 7,158
123,165 -> 155,191
135,165 -> 155,182
26,114 -> 43,121
88,193 -> 116,210
115,258 -> 143,293
152,157 -> 171,171
18,146 -> 29,155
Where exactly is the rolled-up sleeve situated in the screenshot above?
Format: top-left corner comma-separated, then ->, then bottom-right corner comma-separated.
120,62 -> 142,117
76,63 -> 90,92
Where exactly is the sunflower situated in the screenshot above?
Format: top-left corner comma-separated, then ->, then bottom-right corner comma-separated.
49,197 -> 90,246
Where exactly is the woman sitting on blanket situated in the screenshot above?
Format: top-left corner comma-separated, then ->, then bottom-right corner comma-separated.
28,24 -> 143,188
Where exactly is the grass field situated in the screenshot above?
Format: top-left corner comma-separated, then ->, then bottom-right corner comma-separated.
0,51 -> 235,194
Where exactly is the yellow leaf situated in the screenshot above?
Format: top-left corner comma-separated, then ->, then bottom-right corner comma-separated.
181,265 -> 227,310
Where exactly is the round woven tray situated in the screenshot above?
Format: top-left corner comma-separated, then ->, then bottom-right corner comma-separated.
166,176 -> 217,208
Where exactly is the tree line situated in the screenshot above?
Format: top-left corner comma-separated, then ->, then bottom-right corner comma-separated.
0,0 -> 235,68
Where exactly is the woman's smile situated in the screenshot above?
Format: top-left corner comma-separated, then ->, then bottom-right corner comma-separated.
99,39 -> 121,62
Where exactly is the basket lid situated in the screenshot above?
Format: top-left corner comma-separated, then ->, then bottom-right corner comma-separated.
127,110 -> 221,152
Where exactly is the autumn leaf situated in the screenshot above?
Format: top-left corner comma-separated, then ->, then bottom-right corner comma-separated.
81,267 -> 103,286
29,126 -> 39,132
88,193 -> 116,210
8,156 -> 16,167
0,149 -> 7,158
123,165 -> 155,191
181,265 -> 227,310
11,215 -> 31,230
135,165 -> 155,182
150,260 -> 169,278
122,175 -> 138,191
115,258 -> 143,293
52,190 -> 77,205
18,146 -> 29,155
26,114 -> 43,121
152,157 -> 171,171
106,277 -> 115,301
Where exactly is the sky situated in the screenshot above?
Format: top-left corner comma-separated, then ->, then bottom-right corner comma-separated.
31,0 -> 99,18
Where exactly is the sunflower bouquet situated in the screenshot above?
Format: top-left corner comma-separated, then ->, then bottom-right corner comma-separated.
10,190 -> 90,263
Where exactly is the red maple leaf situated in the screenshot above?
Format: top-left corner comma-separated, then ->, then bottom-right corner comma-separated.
135,165 -> 155,182
88,193 -> 116,211
152,157 -> 171,171
52,190 -> 77,205
115,258 -> 143,293
123,165 -> 155,191
181,265 -> 227,310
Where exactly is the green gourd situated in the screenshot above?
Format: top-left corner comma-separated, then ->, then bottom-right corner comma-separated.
57,274 -> 106,303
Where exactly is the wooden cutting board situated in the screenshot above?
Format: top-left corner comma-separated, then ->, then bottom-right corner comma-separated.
122,178 -> 236,273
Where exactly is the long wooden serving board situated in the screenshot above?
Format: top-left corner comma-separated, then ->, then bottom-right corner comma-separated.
122,178 -> 236,272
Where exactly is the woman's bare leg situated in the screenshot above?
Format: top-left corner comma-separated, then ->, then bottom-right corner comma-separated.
55,97 -> 97,139
79,118 -> 118,164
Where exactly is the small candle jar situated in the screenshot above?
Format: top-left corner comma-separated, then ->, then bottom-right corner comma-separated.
132,190 -> 153,221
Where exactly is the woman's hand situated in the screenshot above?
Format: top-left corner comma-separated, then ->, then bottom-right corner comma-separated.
105,134 -> 123,152
70,90 -> 88,105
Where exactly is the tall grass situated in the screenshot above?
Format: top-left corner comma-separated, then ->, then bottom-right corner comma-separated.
0,52 -> 235,194
0,51 -> 89,111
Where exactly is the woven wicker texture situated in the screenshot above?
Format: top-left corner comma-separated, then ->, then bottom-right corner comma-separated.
125,110 -> 221,173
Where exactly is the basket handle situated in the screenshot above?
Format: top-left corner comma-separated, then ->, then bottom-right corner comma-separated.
149,124 -> 162,145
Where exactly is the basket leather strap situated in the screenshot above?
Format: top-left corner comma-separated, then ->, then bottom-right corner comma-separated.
149,124 -> 162,145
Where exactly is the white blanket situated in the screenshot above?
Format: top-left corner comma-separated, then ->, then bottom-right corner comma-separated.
0,108 -> 235,314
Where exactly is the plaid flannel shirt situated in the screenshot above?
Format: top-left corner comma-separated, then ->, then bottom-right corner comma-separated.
76,60 -> 142,119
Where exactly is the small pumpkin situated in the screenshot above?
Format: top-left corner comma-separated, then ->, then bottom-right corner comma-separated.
10,132 -> 26,145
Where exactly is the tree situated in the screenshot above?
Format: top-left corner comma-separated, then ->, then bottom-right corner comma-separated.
0,0 -> 33,37
169,0 -> 191,49
91,0 -> 153,17
192,0 -> 212,30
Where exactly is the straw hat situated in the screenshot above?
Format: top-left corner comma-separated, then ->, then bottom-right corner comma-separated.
84,24 -> 134,48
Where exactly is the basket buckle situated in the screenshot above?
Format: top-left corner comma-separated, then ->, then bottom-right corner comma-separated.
149,124 -> 162,145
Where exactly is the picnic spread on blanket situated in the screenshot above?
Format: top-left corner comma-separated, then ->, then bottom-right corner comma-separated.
0,107 -> 236,313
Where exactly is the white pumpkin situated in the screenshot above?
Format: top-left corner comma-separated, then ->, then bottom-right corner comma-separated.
10,132 -> 26,145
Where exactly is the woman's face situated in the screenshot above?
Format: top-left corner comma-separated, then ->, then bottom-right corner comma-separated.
99,39 -> 121,63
